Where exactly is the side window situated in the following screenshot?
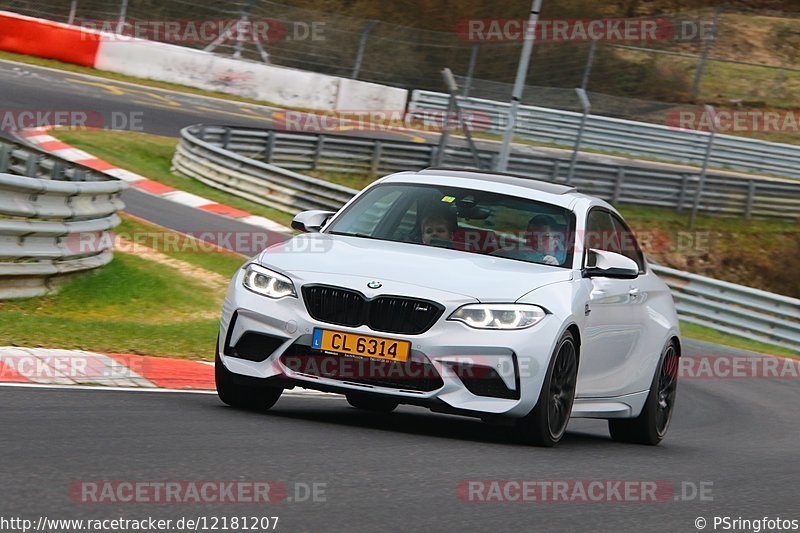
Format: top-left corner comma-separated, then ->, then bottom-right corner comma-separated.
585,209 -> 621,261
610,214 -> 645,271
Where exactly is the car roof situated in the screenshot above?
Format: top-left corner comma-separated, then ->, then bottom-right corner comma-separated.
414,168 -> 579,195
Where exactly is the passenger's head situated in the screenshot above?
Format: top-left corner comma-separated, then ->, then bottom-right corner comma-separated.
527,215 -> 564,252
421,214 -> 455,245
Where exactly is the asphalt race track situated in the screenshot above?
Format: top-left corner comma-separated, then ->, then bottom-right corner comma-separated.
122,188 -> 286,255
1,339 -> 797,532
1,58 -> 798,532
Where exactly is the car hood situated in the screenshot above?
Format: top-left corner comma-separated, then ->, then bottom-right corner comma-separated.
257,233 -> 573,302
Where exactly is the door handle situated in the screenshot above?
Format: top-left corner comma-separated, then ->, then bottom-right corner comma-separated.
629,288 -> 640,299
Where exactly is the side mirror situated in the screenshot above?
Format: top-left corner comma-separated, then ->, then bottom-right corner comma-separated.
584,249 -> 639,279
291,210 -> 335,233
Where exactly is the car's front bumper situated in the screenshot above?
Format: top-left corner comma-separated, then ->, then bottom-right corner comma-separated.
218,271 -> 568,419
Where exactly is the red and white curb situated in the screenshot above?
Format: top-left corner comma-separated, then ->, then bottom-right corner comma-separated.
20,127 -> 291,234
0,347 -> 333,397
0,347 -> 210,389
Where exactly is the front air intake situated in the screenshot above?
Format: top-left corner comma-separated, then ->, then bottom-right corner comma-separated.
302,285 -> 444,335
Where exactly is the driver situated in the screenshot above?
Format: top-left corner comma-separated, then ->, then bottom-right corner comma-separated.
526,215 -> 567,266
493,214 -> 567,266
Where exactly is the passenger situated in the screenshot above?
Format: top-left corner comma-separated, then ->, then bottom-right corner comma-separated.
421,213 -> 456,246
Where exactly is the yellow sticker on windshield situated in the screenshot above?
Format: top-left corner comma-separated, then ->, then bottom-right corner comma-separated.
441,196 -> 456,203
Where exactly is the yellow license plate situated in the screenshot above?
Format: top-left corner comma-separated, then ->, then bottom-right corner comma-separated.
311,328 -> 410,362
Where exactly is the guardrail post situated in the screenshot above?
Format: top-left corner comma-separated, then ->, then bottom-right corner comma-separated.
677,174 -> 689,212
429,146 -> 439,167
371,141 -> 383,176
690,105 -> 717,228
0,145 -> 11,173
313,135 -> 325,170
551,160 -> 560,181
612,168 -> 625,203
745,180 -> 756,220
222,128 -> 232,150
566,88 -> 591,185
264,130 -> 275,164
49,161 -> 64,181
24,154 -> 40,177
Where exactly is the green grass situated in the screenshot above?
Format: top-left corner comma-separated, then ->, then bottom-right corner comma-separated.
0,253 -> 223,360
680,322 -> 798,359
54,129 -> 295,228
701,59 -> 800,110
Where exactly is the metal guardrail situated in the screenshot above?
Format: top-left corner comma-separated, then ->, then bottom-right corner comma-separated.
173,125 -> 358,213
652,265 -> 800,352
409,90 -> 800,182
179,124 -> 800,220
0,140 -> 126,300
174,124 -> 798,352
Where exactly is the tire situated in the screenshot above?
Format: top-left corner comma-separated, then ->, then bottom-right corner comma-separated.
509,330 -> 578,447
346,394 -> 399,413
608,340 -> 679,446
215,351 -> 282,412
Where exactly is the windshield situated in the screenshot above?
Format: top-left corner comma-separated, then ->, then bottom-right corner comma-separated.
325,183 -> 576,268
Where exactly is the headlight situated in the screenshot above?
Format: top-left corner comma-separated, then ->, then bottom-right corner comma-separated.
242,264 -> 297,299
448,304 -> 546,330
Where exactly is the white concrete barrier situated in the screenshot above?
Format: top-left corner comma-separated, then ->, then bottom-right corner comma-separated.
0,10 -> 408,112
95,39 -> 343,109
94,37 -> 409,111
335,78 -> 409,112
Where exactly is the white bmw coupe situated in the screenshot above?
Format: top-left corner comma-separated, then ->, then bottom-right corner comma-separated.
216,168 -> 680,447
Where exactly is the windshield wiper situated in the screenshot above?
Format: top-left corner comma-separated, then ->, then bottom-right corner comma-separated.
328,231 -> 378,240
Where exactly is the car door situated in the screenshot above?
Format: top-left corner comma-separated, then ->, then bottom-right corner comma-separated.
577,208 -> 648,398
